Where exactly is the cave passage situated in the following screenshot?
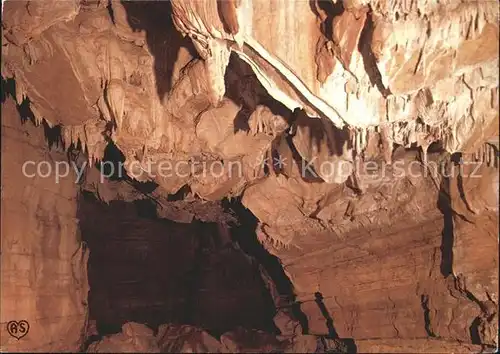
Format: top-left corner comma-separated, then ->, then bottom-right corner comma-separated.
77,191 -> 279,339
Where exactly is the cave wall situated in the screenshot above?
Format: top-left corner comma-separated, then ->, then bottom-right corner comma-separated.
246,150 -> 498,348
0,97 -> 88,351
447,153 -> 499,346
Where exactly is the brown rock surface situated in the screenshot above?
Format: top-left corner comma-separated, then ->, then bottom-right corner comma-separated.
355,338 -> 484,353
0,98 -> 88,351
1,0 -> 498,352
156,324 -> 227,353
220,327 -> 286,353
87,322 -> 160,353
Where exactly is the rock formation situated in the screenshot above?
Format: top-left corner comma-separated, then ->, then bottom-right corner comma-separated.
1,0 -> 498,352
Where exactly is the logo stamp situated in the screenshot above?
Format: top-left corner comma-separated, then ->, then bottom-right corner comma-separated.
7,320 -> 30,340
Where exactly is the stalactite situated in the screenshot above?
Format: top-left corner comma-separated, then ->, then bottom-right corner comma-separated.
15,81 -> 25,105
30,103 -> 43,125
97,95 -> 112,122
488,144 -> 495,167
474,149 -> 479,161
421,144 -> 428,165
105,79 -> 125,131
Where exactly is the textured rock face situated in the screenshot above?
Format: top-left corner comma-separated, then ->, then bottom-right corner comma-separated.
1,0 -> 499,352
87,322 -> 160,353
156,324 -> 227,353
170,0 -> 499,150
262,153 -> 498,343
447,152 -> 499,346
0,98 -> 89,352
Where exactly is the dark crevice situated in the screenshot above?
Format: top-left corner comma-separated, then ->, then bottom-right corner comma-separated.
42,120 -> 63,150
436,158 -> 487,347
469,317 -> 482,345
225,53 -> 298,153
292,107 -> 352,159
95,141 -> 165,205
1,76 -> 16,103
225,53 -> 264,134
413,49 -> 424,75
99,140 -> 127,181
461,285 -> 488,346
120,0 -> 199,101
133,180 -> 159,195
223,197 -> 310,334
486,143 -> 499,168
437,153 -> 477,277
463,288 -> 486,313
358,8 -> 392,98
314,292 -> 358,353
262,94 -> 293,120
315,292 -> 340,339
437,167 -> 454,277
427,140 -> 445,154
285,132 -> 322,182
454,153 -> 476,214
1,75 -> 65,151
167,184 -> 192,201
106,0 -> 115,25
309,0 -> 345,41
233,106 -> 252,133
420,294 -> 436,337
15,95 -> 35,125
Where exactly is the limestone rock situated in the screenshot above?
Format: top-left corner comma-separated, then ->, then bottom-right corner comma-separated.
220,327 -> 286,353
355,338 -> 484,353
0,98 -> 88,352
283,334 -> 319,353
86,322 -> 160,353
156,324 -> 227,353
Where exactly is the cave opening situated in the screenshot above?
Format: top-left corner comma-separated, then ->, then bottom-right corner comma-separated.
76,185 -> 300,346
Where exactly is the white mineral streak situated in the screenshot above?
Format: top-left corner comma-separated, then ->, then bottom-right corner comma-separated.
236,36 -> 347,128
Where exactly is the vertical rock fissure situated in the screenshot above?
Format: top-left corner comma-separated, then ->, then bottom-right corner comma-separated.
436,157 -> 490,347
420,294 -> 436,337
437,160 -> 454,278
461,285 -> 493,348
106,0 -> 116,25
357,7 -> 391,98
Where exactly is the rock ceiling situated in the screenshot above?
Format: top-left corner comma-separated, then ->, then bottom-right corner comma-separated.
2,0 -> 498,248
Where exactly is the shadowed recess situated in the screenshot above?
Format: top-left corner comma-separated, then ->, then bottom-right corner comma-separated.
120,0 -> 199,101
78,192 -> 279,339
223,197 -> 310,334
